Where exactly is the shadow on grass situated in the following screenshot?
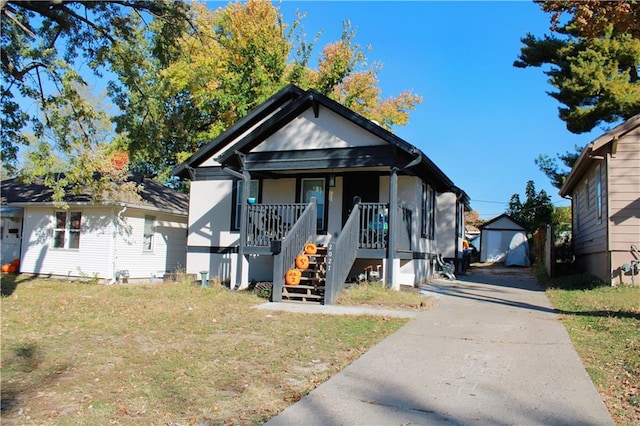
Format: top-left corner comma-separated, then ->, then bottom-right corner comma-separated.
555,308 -> 640,320
540,269 -> 640,320
1,274 -> 43,297
1,342 -> 71,415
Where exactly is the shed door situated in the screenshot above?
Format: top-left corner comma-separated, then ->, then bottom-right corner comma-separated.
486,231 -> 504,262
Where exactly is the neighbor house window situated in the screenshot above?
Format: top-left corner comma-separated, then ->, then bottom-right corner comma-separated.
233,180 -> 260,231
300,178 -> 326,231
574,190 -> 580,230
143,215 -> 156,252
53,211 -> 81,249
421,183 -> 435,239
585,178 -> 590,210
595,164 -> 602,220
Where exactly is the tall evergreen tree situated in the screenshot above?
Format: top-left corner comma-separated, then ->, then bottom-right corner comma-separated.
515,1 -> 640,190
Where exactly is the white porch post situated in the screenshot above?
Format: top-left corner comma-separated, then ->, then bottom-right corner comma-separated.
387,167 -> 398,290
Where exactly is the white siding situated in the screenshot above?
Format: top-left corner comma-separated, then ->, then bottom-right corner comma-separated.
115,209 -> 187,280
20,206 -> 187,282
201,106 -> 286,167
186,179 -> 239,278
255,107 -> 387,152
21,206 -> 114,279
437,193 -> 457,259
187,180 -> 237,247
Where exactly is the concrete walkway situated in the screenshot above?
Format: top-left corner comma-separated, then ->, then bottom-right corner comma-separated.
264,267 -> 614,425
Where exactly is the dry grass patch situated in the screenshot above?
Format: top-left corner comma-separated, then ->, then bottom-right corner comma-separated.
544,279 -> 640,425
337,281 -> 433,310
1,275 -> 409,425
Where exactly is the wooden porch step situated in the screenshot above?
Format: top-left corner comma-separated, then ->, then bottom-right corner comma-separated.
300,276 -> 325,283
282,284 -> 324,303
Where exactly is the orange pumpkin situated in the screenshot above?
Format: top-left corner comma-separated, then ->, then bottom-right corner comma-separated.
11,259 -> 19,267
285,269 -> 302,285
304,243 -> 317,255
295,254 -> 309,270
7,265 -> 16,273
1,264 -> 10,273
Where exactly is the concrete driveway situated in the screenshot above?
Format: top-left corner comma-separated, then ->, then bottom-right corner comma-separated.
265,266 -> 614,425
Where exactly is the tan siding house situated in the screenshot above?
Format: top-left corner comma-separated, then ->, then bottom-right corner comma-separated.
560,114 -> 640,285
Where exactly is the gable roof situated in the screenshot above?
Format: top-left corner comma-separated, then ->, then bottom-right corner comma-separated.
172,85 -> 304,179
478,213 -> 527,231
559,114 -> 640,197
1,175 -> 189,216
172,84 -> 470,207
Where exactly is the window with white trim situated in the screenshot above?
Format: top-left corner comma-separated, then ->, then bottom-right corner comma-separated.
53,211 -> 81,249
300,178 -> 326,231
143,215 -> 156,252
585,178 -> 590,210
574,190 -> 580,230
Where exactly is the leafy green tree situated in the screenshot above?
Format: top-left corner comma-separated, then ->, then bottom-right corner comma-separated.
506,181 -> 554,233
112,0 -> 422,185
514,0 -> 640,134
0,0 -> 190,197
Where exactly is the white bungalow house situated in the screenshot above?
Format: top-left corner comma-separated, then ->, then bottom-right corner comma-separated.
1,175 -> 188,283
173,85 -> 470,304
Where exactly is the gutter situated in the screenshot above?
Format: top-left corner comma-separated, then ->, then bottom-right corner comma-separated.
110,205 -> 127,285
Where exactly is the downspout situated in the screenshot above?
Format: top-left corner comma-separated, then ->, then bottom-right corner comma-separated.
111,205 -> 127,284
222,154 -> 250,290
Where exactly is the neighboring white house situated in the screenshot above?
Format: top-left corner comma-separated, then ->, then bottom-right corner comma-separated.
172,85 -> 470,303
1,176 -> 189,283
479,214 -> 528,264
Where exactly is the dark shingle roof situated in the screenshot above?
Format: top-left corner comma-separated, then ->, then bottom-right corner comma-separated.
1,175 -> 188,215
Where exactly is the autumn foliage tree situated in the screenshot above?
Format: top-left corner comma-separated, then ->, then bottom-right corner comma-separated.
112,0 -> 422,185
0,0 -> 190,201
3,0 -> 422,193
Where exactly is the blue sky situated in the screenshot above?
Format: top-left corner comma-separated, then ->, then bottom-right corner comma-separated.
272,1 -> 603,219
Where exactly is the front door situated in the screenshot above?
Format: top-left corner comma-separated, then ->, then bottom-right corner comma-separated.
342,172 -> 380,225
1,215 -> 22,264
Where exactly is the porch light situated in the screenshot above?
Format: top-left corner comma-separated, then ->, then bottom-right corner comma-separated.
328,174 -> 335,187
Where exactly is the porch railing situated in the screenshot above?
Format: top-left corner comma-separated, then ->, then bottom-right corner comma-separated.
246,203 -> 307,247
358,203 -> 389,249
271,199 -> 317,302
325,203 -> 361,305
357,203 -> 412,251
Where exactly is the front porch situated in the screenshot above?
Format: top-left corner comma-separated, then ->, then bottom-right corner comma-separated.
240,199 -> 413,304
